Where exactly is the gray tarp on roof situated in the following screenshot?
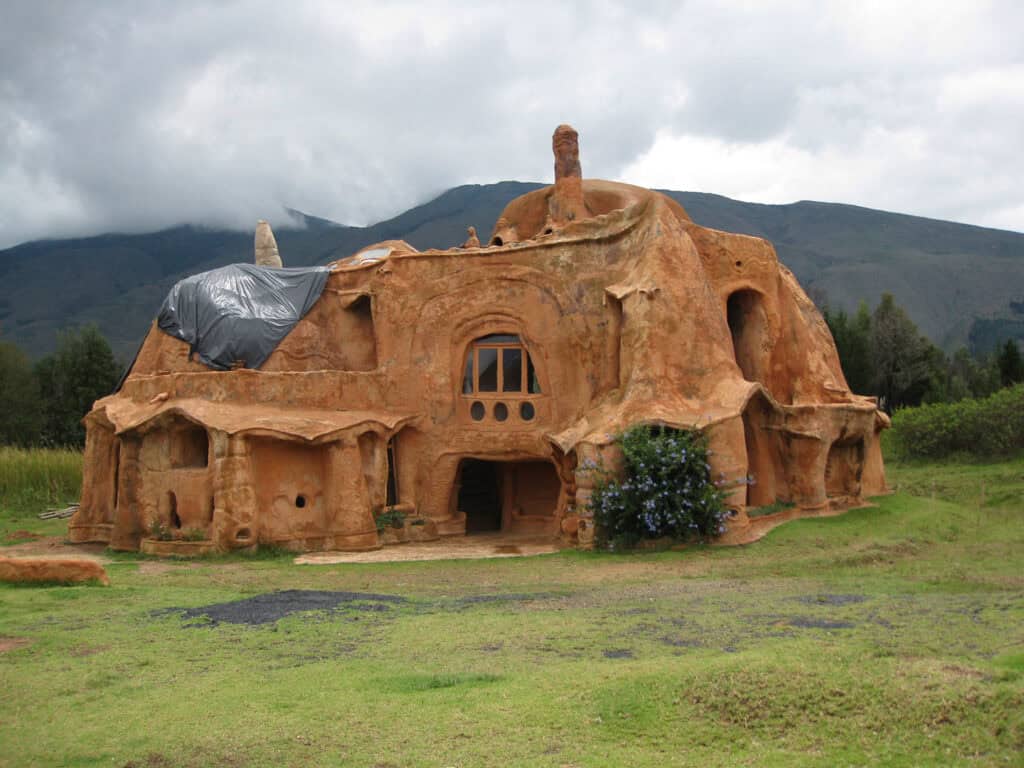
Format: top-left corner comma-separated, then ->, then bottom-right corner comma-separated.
157,263 -> 330,370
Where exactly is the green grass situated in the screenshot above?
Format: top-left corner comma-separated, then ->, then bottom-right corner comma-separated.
0,455 -> 1022,766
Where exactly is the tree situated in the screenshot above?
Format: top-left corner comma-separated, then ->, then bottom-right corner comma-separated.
997,339 -> 1024,387
0,341 -> 43,446
825,301 -> 874,395
35,326 -> 122,447
870,293 -> 934,412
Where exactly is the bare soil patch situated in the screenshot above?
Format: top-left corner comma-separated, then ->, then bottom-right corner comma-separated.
3,530 -> 42,542
1,536 -> 108,560
0,637 -> 31,653
296,534 -> 561,564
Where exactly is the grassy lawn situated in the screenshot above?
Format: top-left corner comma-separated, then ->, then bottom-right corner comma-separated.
1,454 -> 1022,767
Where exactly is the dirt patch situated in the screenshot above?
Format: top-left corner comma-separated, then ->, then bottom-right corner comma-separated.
0,637 -> 31,653
1,536 -> 108,559
786,617 -> 856,630
660,635 -> 702,648
455,592 -> 563,606
603,648 -> 635,659
158,589 -> 407,627
295,534 -> 561,564
794,594 -> 868,606
69,643 -> 111,657
3,530 -> 42,542
122,753 -> 172,768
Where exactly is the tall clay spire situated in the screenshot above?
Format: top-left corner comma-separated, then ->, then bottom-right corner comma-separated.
548,124 -> 589,224
254,220 -> 283,268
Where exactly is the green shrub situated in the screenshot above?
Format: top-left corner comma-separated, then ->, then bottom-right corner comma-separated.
585,425 -> 727,550
374,508 -> 406,532
148,518 -> 173,541
889,384 -> 1024,459
182,528 -> 208,541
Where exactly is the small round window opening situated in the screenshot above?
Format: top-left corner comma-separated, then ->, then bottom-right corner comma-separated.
494,402 -> 509,422
520,402 -> 535,421
470,401 -> 486,421
295,494 -> 307,509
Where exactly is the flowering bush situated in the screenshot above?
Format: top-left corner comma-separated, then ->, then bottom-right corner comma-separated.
586,425 -> 727,549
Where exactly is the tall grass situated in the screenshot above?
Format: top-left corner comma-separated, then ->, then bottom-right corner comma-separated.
0,446 -> 83,511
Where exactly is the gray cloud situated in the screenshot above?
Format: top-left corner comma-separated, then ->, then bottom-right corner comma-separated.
1,0 -> 1022,249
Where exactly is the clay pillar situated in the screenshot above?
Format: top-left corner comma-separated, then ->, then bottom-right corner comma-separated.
69,423 -> 115,543
210,432 -> 259,550
324,440 -> 380,551
109,434 -> 144,551
573,442 -> 611,549
705,419 -> 749,511
549,124 -> 589,224
784,436 -> 829,508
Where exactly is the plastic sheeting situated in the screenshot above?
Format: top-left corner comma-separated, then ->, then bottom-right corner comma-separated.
157,263 -> 330,371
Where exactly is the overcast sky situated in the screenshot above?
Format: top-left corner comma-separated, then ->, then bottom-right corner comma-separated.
1,0 -> 1022,249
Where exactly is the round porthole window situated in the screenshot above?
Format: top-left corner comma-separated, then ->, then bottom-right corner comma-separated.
494,402 -> 509,422
520,402 -> 535,421
295,494 -> 307,509
470,401 -> 486,421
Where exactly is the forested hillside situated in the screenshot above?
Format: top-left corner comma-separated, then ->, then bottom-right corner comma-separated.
1,182 -> 1022,362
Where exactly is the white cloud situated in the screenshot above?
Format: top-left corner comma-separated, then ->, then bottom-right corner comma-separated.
0,0 -> 1021,248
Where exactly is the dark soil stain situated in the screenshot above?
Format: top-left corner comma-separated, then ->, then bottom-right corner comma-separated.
156,590 -> 406,627
454,592 -> 563,606
660,635 -> 702,648
603,648 -> 635,659
787,617 -> 856,630
794,594 -> 867,606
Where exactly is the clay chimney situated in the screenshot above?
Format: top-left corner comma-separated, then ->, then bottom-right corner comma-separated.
254,220 -> 283,268
549,124 -> 589,224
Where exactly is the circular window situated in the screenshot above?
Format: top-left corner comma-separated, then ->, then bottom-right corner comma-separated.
295,494 -> 307,509
494,402 -> 509,422
520,402 -> 535,421
470,401 -> 486,421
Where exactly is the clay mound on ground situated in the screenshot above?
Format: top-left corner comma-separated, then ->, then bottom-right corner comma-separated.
0,556 -> 110,586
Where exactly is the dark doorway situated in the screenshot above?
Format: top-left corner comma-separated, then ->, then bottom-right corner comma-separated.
458,459 -> 502,533
727,289 -> 767,385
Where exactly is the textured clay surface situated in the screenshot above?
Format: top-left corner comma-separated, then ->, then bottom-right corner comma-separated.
71,125 -> 887,555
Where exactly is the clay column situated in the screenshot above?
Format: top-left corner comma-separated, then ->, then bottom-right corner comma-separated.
210,432 -> 259,550
706,419 -> 750,510
324,439 -> 380,551
109,434 -> 144,551
69,423 -> 115,543
784,436 -> 829,509
573,442 -> 612,549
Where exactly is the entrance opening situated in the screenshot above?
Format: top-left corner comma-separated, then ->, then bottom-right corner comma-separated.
386,439 -> 399,507
727,289 -> 768,385
166,491 -> 180,529
458,459 -> 502,532
455,459 -> 562,535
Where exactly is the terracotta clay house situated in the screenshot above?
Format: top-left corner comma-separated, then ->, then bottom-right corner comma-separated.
69,125 -> 888,554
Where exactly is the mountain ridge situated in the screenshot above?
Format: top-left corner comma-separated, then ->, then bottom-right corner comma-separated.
2,181 -> 1022,362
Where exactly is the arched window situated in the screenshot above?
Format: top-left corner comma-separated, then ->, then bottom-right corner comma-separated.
462,335 -> 541,396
